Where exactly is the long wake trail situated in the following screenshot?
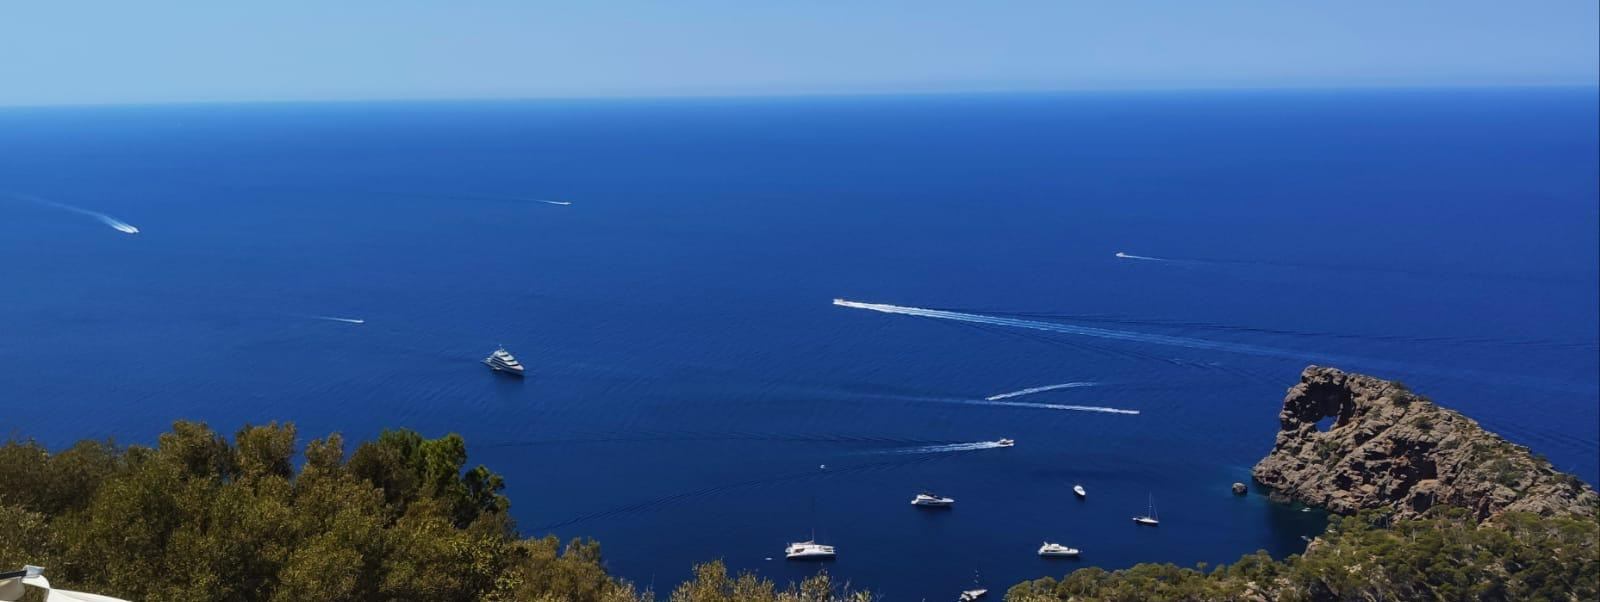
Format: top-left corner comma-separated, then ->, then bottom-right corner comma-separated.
875,440 -> 1007,455
1114,251 -> 1163,261
312,316 -> 366,325
833,299 -> 1590,392
962,399 -> 1140,415
13,194 -> 139,234
986,382 -> 1095,400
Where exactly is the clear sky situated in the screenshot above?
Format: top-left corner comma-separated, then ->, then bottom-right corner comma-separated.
2,1 -> 1596,106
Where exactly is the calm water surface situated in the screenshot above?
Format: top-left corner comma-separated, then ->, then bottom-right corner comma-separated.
2,88 -> 1596,599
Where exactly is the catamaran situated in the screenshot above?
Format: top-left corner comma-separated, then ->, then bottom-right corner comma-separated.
1133,494 -> 1160,526
911,492 -> 955,507
1037,542 -> 1081,557
784,540 -> 836,560
483,347 -> 525,376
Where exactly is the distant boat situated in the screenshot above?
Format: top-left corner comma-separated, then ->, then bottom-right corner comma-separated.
959,571 -> 987,601
1073,484 -> 1086,498
784,540 -> 836,560
483,347 -> 525,376
911,492 -> 955,508
1037,542 -> 1080,557
995,438 -> 1015,447
1133,494 -> 1160,526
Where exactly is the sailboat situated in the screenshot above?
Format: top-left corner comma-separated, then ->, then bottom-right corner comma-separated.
787,489 -> 835,560
1133,494 -> 1160,526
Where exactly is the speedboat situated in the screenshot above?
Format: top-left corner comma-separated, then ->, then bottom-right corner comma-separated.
1037,542 -> 1080,557
959,589 -> 988,601
483,347 -> 525,376
1073,484 -> 1087,498
784,540 -> 836,560
911,492 -> 955,508
1133,493 -> 1160,526
995,438 -> 1015,447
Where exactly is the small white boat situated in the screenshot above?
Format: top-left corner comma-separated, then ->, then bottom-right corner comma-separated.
483,347 -> 526,376
1133,493 -> 1160,526
1073,484 -> 1086,498
784,540 -> 836,560
911,492 -> 955,507
995,438 -> 1015,447
1038,542 -> 1080,557
959,570 -> 987,601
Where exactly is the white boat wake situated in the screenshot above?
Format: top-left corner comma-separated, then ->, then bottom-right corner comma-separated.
313,316 -> 366,324
1114,251 -> 1162,261
831,298 -> 1595,392
16,194 -> 139,234
985,382 -> 1096,401
539,200 -> 572,206
832,298 -> 1434,377
962,399 -> 1139,415
880,441 -> 1008,455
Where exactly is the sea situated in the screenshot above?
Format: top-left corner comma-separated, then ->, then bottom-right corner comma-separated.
2,87 -> 1596,599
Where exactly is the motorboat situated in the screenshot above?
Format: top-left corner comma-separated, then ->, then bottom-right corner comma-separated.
911,492 -> 955,508
784,540 -> 836,560
483,347 -> 525,376
1073,484 -> 1086,498
995,438 -> 1015,447
959,589 -> 988,601
1037,542 -> 1080,557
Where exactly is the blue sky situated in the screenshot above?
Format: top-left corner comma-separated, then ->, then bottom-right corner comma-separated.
2,1 -> 1595,106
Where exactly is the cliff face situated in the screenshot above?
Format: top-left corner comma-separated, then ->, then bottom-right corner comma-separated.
1252,366 -> 1597,522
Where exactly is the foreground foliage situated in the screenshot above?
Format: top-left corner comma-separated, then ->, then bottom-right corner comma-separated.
0,422 -> 866,602
1007,508 -> 1599,602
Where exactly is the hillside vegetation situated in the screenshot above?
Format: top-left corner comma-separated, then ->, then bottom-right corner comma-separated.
1007,508 -> 1598,601
0,422 -> 868,602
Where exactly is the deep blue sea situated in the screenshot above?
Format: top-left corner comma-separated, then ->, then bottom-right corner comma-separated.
2,88 -> 1596,599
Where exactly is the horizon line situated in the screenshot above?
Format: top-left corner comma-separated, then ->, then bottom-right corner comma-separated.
2,81 -> 1595,111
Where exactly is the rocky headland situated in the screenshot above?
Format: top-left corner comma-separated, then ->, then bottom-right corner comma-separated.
1252,365 -> 1597,521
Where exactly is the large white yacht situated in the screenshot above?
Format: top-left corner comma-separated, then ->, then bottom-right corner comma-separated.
910,492 -> 955,508
784,540 -> 836,560
1037,542 -> 1080,557
483,347 -> 525,376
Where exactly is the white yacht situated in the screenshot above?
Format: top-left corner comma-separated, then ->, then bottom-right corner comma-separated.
1073,484 -> 1086,498
959,570 -> 987,601
784,540 -> 836,560
1133,494 -> 1160,526
995,438 -> 1015,447
911,492 -> 955,508
483,347 -> 525,376
1037,542 -> 1080,557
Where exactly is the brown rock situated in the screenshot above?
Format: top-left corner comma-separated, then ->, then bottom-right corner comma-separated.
1251,366 -> 1598,522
